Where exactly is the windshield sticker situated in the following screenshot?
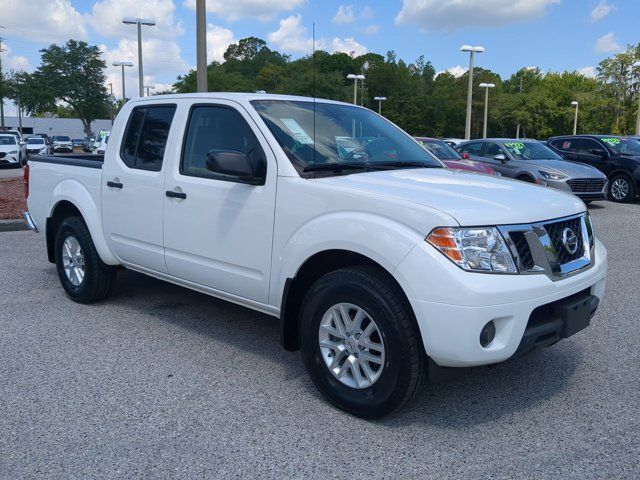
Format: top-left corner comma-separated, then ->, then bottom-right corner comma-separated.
281,118 -> 314,145
504,142 -> 525,150
601,137 -> 620,145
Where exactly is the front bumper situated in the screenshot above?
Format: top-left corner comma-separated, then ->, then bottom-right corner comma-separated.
0,154 -> 20,165
395,238 -> 607,367
543,178 -> 607,201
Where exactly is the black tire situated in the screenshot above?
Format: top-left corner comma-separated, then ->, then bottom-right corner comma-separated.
54,216 -> 116,303
299,266 -> 428,418
608,174 -> 635,203
517,175 -> 535,183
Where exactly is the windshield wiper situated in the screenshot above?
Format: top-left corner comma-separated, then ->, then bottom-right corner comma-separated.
303,162 -> 372,173
370,161 -> 439,170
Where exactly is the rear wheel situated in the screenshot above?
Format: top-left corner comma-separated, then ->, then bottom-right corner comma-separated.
55,217 -> 116,303
517,175 -> 535,183
300,266 -> 428,418
608,174 -> 635,203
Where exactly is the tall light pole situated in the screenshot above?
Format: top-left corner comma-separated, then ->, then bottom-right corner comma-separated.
196,0 -> 208,92
571,101 -> 579,135
374,96 -> 387,115
460,45 -> 485,140
112,61 -> 133,102
144,85 -> 155,96
634,61 -> 640,136
479,83 -> 495,138
108,82 -> 114,125
123,17 -> 156,98
347,74 -> 365,105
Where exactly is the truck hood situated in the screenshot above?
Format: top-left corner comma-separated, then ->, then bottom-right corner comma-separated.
525,159 -> 606,178
313,168 -> 585,226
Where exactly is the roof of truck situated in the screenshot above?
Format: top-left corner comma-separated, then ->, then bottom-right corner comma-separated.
128,92 -> 352,106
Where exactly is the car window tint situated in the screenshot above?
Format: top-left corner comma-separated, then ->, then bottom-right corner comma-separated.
181,105 -> 264,179
484,143 -> 502,157
552,139 -> 573,151
460,142 -> 483,155
120,105 -> 176,171
573,138 -> 600,154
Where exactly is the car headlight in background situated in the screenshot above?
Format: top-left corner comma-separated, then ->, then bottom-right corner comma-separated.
427,227 -> 517,273
9,150 -> 18,155
538,170 -> 568,181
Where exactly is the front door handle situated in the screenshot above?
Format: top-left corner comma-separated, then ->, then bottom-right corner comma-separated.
166,190 -> 187,199
106,180 -> 123,189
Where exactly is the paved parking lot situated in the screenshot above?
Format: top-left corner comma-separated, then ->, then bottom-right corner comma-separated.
1,201 -> 639,479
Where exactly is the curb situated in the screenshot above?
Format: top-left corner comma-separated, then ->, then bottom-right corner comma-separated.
0,219 -> 28,232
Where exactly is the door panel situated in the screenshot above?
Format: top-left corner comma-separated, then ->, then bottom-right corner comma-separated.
163,102 -> 276,303
102,105 -> 177,272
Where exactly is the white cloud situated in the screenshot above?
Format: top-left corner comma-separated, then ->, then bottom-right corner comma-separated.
183,0 -> 304,21
86,0 -> 184,40
396,0 -> 559,31
578,66 -> 596,78
333,5 -> 355,24
331,37 -> 367,57
268,15 -> 326,53
435,65 -> 468,78
595,32 -> 621,53
2,44 -> 31,72
362,25 -> 380,35
207,24 -> 236,63
0,0 -> 87,43
101,38 -> 190,99
591,1 -> 615,22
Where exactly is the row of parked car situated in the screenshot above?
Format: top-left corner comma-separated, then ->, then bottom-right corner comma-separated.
416,135 -> 640,203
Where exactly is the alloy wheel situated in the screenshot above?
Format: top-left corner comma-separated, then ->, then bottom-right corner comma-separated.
610,178 -> 629,201
62,236 -> 86,286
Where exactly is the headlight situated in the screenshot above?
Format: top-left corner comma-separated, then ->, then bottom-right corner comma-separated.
427,227 -> 517,273
9,150 -> 18,154
39,147 -> 47,153
539,170 -> 568,181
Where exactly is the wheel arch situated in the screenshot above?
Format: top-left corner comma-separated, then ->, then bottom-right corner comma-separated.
279,249 -> 417,352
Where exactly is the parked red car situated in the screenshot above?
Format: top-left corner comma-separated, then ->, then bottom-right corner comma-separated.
415,137 -> 497,175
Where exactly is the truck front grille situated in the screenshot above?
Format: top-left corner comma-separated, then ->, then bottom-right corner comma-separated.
543,216 -> 585,264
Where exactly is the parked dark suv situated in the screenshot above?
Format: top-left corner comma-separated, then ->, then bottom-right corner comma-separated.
547,135 -> 640,203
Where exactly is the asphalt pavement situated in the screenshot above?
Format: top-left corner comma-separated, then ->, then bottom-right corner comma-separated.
0,201 -> 638,479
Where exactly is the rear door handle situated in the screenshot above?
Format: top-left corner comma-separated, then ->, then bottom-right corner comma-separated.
106,181 -> 123,189
166,190 -> 187,199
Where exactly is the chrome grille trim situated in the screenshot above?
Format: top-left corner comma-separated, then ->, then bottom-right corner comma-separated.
499,213 -> 594,281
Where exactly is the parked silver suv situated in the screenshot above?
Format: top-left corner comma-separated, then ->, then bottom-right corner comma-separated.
457,139 -> 607,202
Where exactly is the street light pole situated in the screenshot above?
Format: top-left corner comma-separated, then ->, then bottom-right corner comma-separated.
196,0 -> 208,92
460,45 -> 485,140
479,83 -> 495,138
373,96 -> 387,115
108,83 -> 114,125
571,101 -> 579,135
144,85 -> 155,96
347,74 -> 365,105
123,17 -> 156,98
112,61 -> 133,102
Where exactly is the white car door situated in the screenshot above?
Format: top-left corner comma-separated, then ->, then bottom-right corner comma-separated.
101,103 -> 178,273
163,101 -> 277,304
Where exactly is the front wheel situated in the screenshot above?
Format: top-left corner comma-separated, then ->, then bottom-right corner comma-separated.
608,174 -> 635,203
55,217 -> 116,303
300,266 -> 428,418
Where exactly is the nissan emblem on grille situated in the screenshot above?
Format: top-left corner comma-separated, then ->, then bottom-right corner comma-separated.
562,228 -> 579,255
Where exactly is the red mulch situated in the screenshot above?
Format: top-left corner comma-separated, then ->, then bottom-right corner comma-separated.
0,177 -> 26,220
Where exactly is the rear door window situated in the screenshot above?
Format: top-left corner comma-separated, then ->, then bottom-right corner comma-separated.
120,105 -> 176,171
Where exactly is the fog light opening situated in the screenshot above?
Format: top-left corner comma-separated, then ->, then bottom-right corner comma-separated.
480,321 -> 496,348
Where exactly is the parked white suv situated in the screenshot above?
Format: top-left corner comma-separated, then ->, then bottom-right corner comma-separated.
24,93 -> 607,418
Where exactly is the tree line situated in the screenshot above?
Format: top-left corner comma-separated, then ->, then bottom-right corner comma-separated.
2,37 -> 639,139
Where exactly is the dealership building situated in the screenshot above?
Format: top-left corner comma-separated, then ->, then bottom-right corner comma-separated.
0,116 -> 112,138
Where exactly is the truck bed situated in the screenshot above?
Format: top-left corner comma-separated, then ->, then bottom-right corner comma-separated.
28,154 -> 104,169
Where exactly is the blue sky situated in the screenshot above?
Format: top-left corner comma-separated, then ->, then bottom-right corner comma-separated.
1,0 -> 638,108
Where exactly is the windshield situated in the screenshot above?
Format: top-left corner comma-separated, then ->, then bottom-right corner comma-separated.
502,141 -> 563,161
54,136 -> 70,141
251,100 -> 442,176
600,137 -> 640,155
0,136 -> 17,145
27,138 -> 44,145
416,138 -> 461,160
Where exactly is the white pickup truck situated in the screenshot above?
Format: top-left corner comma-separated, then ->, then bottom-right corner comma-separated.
24,93 -> 607,418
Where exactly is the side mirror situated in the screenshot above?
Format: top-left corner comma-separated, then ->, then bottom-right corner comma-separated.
461,152 -> 469,159
591,148 -> 607,157
494,153 -> 507,162
206,149 -> 266,185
